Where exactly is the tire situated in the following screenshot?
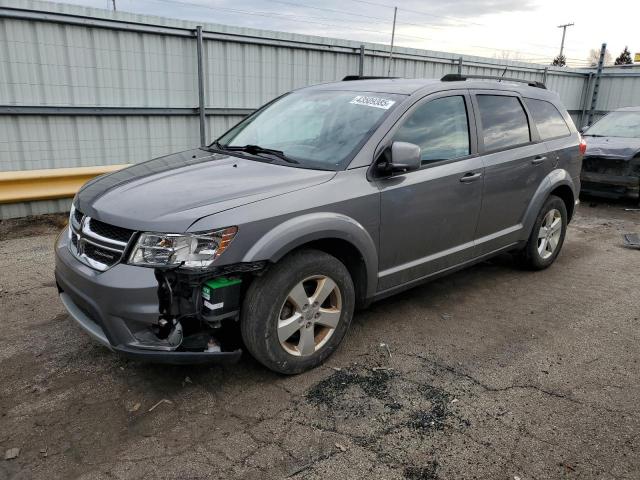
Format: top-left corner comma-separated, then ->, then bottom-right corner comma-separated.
241,249 -> 355,374
518,195 -> 568,270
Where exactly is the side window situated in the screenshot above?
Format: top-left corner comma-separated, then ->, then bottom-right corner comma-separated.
393,96 -> 470,164
476,95 -> 530,151
524,98 -> 571,139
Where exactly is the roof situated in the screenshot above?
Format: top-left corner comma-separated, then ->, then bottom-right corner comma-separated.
306,77 -> 560,101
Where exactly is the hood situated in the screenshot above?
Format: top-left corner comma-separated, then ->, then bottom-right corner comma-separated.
584,136 -> 640,160
76,149 -> 335,232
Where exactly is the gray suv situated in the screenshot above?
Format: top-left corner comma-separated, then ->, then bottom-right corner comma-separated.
55,74 -> 583,374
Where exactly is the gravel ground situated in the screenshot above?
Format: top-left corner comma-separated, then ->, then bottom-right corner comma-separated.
0,201 -> 639,480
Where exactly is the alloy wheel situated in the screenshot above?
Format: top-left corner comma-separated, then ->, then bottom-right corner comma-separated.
277,275 -> 342,356
537,208 -> 562,260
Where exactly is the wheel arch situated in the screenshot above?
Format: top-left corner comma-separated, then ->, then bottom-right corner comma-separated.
549,184 -> 575,221
522,169 -> 577,238
242,213 -> 378,304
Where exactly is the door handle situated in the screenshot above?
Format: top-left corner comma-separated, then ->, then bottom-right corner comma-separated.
532,155 -> 547,165
459,172 -> 482,183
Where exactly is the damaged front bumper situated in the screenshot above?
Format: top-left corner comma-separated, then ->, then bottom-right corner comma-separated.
54,227 -> 243,364
581,156 -> 640,199
581,171 -> 640,199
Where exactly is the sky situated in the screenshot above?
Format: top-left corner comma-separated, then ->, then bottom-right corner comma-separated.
46,0 -> 640,67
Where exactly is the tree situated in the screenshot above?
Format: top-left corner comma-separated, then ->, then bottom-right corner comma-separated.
551,54 -> 566,67
587,48 -> 612,67
614,46 -> 633,65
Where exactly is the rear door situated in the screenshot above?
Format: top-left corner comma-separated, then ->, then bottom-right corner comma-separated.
376,91 -> 484,291
471,91 -> 551,256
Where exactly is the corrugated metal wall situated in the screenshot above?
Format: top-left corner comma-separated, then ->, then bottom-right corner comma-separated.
594,69 -> 640,112
1,0 -> 639,218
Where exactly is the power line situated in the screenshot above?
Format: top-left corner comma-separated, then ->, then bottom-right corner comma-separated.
345,0 -> 483,26
264,0 -> 592,55
130,0 -> 588,65
261,0 -> 449,31
146,0 -> 413,33
344,0 -> 594,51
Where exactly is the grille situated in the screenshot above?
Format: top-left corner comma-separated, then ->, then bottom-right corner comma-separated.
88,218 -> 134,243
83,242 -> 122,266
68,212 -> 136,271
73,207 -> 84,225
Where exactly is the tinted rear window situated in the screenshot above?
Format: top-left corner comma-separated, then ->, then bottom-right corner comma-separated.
524,98 -> 570,139
477,95 -> 530,151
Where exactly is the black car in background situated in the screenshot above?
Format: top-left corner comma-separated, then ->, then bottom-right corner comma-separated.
581,106 -> 640,200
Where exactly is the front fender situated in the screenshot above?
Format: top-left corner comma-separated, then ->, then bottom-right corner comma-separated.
521,168 -> 577,240
242,213 -> 379,298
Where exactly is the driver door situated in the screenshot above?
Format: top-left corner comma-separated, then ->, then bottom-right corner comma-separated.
376,91 -> 484,292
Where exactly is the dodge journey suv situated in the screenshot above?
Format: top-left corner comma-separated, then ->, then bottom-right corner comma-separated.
55,74 -> 584,374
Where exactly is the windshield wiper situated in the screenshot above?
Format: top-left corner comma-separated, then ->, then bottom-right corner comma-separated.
582,134 -> 604,137
210,142 -> 299,164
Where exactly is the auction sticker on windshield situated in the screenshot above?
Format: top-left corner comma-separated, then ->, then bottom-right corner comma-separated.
350,95 -> 396,109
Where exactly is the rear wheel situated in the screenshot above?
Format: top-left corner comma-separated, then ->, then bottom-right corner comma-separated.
241,249 -> 354,374
518,195 -> 567,270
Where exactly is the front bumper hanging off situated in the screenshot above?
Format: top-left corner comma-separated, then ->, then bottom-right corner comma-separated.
581,171 -> 640,199
54,227 -> 242,365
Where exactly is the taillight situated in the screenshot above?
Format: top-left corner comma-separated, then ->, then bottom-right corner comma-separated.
579,137 -> 587,155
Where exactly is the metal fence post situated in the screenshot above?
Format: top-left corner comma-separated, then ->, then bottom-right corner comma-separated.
196,26 -> 206,146
542,67 -> 548,85
359,45 -> 365,77
579,72 -> 593,127
587,43 -> 606,126
458,57 -> 462,75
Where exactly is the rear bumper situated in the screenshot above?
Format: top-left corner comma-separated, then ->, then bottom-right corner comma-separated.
580,171 -> 639,198
55,227 -> 241,364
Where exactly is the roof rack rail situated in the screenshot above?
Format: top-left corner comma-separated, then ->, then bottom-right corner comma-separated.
441,73 -> 546,89
342,75 -> 399,81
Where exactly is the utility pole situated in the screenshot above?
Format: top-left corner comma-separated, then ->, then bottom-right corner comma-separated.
387,6 -> 397,76
557,22 -> 574,57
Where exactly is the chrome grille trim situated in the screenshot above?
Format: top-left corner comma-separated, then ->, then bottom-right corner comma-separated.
82,219 -> 129,247
68,209 -> 135,272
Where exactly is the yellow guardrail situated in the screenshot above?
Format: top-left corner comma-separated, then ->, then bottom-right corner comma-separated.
0,164 -> 130,204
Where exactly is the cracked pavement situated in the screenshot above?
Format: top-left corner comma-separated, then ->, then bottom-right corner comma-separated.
0,202 -> 639,479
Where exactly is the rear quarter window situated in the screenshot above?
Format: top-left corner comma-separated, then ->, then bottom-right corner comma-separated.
476,95 -> 530,151
524,98 -> 571,140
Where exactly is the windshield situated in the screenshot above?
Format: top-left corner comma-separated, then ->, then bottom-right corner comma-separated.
214,90 -> 403,170
585,111 -> 640,138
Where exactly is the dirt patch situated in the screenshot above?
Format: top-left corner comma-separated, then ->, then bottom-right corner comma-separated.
0,213 -> 67,239
406,385 -> 451,433
306,367 -> 459,437
404,461 -> 439,480
306,368 -> 396,410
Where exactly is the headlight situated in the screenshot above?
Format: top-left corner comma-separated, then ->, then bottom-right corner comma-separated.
129,227 -> 238,269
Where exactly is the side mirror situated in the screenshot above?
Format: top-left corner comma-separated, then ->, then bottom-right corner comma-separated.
387,141 -> 421,173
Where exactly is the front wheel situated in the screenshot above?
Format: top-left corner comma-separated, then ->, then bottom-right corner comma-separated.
518,195 -> 568,270
241,249 -> 355,374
